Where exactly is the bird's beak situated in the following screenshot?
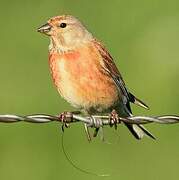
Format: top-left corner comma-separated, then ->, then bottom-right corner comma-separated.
37,23 -> 52,34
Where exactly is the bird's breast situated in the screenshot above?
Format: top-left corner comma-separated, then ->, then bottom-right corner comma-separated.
49,44 -> 119,111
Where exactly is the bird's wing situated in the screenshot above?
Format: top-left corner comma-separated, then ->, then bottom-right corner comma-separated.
92,39 -> 156,140
93,39 -> 149,110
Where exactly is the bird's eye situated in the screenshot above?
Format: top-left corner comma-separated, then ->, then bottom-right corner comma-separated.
59,23 -> 67,28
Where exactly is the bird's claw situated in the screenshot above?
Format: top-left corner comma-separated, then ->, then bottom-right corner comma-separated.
58,112 -> 73,131
109,110 -> 120,129
58,112 -> 105,141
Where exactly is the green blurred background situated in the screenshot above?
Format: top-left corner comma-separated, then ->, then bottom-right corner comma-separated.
0,0 -> 178,179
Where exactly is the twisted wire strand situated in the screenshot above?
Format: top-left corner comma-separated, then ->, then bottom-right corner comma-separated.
0,114 -> 178,127
1,113 -> 179,177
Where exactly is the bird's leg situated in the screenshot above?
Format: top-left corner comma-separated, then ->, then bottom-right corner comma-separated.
109,109 -> 120,129
58,111 -> 73,131
58,111 -> 81,131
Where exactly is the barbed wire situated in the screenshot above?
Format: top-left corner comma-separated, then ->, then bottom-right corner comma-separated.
1,112 -> 179,176
0,113 -> 179,127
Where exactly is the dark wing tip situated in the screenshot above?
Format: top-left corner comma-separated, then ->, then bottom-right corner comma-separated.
129,92 -> 149,110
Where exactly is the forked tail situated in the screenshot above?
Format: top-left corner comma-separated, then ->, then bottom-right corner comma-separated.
125,123 -> 155,140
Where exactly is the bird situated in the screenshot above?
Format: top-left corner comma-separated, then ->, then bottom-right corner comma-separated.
37,15 -> 155,140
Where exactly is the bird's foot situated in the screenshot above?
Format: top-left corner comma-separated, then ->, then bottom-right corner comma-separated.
58,111 -> 73,131
109,110 -> 120,129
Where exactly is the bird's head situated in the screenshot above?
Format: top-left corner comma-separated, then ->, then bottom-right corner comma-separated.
37,15 -> 93,51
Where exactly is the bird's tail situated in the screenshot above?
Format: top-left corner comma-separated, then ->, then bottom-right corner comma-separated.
120,101 -> 155,140
125,123 -> 155,140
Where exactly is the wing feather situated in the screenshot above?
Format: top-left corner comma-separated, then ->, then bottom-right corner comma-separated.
92,39 -> 155,140
92,39 -> 149,109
